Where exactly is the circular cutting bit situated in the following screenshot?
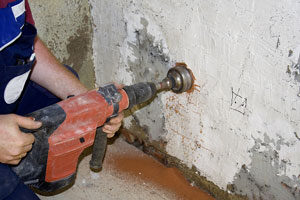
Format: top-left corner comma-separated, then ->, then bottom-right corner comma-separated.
167,65 -> 194,93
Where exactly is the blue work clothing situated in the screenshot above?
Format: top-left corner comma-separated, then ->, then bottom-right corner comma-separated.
0,22 -> 36,114
0,0 -> 79,199
0,0 -> 36,114
0,0 -> 26,51
0,0 -> 40,198
0,65 -> 77,200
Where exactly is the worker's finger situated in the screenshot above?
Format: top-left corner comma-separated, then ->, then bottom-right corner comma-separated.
102,127 -> 115,138
102,127 -> 114,135
12,152 -> 27,160
18,133 -> 35,147
10,144 -> 32,157
20,152 -> 27,158
8,159 -> 22,165
7,159 -> 21,165
23,144 -> 33,152
107,133 -> 115,138
103,122 -> 121,132
6,153 -> 26,165
15,115 -> 42,130
112,82 -> 124,89
107,113 -> 124,124
102,124 -> 121,135
15,144 -> 33,155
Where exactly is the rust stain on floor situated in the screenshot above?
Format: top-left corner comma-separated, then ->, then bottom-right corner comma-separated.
108,144 -> 215,200
39,138 -> 214,200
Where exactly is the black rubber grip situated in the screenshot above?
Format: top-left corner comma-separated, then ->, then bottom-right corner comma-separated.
123,82 -> 157,109
89,127 -> 107,171
12,103 -> 67,192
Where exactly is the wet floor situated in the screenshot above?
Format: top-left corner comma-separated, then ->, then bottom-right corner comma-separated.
39,138 -> 214,200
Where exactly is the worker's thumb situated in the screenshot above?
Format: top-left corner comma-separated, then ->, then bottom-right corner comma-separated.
15,115 -> 42,130
112,82 -> 124,89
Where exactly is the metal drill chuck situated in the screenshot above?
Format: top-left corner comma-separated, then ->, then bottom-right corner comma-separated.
159,65 -> 194,93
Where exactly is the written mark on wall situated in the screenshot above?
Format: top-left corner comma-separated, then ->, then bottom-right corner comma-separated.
287,49 -> 300,97
295,132 -> 300,141
230,87 -> 247,115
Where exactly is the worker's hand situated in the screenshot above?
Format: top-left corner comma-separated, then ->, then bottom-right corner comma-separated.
101,82 -> 124,138
102,112 -> 124,138
0,114 -> 42,165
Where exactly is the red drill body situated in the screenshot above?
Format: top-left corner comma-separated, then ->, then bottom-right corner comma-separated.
46,89 -> 128,182
12,64 -> 194,192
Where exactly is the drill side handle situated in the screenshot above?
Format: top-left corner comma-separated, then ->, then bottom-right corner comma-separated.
89,84 -> 123,171
89,127 -> 107,171
89,82 -> 158,171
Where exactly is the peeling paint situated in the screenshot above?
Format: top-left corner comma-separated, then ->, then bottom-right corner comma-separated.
232,135 -> 300,200
117,7 -> 174,141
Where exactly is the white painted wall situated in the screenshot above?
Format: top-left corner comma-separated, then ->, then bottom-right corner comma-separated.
90,0 -> 300,199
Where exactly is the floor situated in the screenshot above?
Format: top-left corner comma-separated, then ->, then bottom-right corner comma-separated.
38,138 -> 214,200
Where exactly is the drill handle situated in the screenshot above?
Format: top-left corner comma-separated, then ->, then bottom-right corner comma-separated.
89,127 -> 107,171
89,82 -> 158,171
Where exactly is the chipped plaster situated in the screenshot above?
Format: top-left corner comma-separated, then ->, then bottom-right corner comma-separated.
27,0 -> 300,198
91,0 -> 300,199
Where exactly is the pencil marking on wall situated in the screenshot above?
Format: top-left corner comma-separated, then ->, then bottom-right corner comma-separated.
295,132 -> 300,141
287,48 -> 300,97
230,87 -> 247,115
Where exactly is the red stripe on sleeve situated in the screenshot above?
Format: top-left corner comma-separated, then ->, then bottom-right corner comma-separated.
25,0 -> 35,25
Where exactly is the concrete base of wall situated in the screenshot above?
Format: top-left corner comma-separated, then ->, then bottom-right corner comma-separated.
120,127 -> 248,200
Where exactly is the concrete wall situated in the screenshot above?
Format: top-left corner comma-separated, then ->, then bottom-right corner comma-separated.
91,0 -> 300,199
30,0 -> 95,89
29,0 -> 300,199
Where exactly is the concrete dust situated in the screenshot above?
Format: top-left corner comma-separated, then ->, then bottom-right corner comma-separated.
39,138 -> 213,200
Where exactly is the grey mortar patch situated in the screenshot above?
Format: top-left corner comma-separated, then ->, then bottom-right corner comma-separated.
287,52 -> 300,83
126,17 -> 171,141
286,50 -> 300,97
229,134 -> 300,200
294,132 -> 300,141
63,13 -> 95,89
30,0 -> 95,89
64,15 -> 90,70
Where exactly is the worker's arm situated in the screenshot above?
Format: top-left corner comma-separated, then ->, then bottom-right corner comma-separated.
0,37 -> 123,165
30,37 -> 88,99
30,36 -> 123,138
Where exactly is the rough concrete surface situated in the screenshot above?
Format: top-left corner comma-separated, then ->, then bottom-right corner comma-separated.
38,138 -> 213,200
27,0 -> 300,199
30,0 -> 95,89
90,0 -> 300,199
